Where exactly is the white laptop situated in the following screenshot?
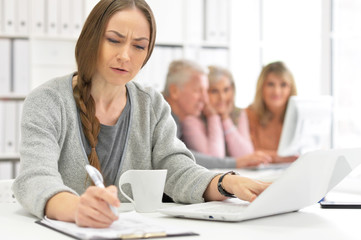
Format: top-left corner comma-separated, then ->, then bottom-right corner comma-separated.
160,148 -> 361,222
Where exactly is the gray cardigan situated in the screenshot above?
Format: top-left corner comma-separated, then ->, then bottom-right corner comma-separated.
13,73 -> 219,218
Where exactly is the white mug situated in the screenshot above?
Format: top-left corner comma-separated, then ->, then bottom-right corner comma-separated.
118,169 -> 167,213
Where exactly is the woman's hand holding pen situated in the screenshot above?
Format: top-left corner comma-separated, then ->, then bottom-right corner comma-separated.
75,185 -> 120,228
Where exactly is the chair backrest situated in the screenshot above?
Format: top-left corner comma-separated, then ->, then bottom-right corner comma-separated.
0,179 -> 17,203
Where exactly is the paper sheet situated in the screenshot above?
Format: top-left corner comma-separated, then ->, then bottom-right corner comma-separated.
39,211 -> 197,239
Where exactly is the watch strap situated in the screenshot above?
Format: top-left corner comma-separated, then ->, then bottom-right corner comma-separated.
217,171 -> 238,198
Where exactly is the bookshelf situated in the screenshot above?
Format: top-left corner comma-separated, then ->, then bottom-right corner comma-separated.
0,0 -> 232,179
136,0 -> 231,92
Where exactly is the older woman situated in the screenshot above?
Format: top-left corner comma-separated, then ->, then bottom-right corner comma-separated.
207,65 -> 255,157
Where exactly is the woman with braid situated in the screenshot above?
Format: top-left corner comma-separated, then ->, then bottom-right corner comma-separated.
13,0 -> 269,228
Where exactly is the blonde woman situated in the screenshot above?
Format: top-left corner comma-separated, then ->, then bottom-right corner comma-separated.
13,0 -> 269,228
246,61 -> 298,163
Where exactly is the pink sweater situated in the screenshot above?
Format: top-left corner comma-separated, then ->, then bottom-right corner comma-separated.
181,111 -> 254,158
181,115 -> 225,158
222,110 -> 254,157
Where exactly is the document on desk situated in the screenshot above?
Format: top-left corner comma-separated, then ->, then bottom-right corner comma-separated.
320,192 -> 361,209
36,211 -> 198,239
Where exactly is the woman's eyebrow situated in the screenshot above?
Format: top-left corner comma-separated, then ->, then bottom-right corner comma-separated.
106,30 -> 149,42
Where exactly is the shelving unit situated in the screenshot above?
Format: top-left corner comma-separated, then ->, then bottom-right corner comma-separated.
0,0 -> 86,179
137,0 -> 231,92
0,0 -> 232,179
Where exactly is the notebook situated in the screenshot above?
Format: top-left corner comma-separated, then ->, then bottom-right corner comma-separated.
319,192 -> 361,209
160,148 -> 361,222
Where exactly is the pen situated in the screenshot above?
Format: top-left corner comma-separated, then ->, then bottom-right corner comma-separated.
85,164 -> 119,216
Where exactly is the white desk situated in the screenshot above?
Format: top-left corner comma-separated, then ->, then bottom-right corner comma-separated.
1,198 -> 361,240
3,167 -> 361,240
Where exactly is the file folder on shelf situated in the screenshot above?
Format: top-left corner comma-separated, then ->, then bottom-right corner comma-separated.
46,0 -> 59,35
0,1 -> 3,34
60,0 -> 71,36
3,101 -> 17,154
15,102 -> 24,153
204,0 -> 218,42
71,0 -> 84,37
3,0 -> 16,34
31,0 -> 45,35
13,39 -> 30,94
0,102 -> 4,153
204,0 -> 230,43
16,0 -> 30,35
0,39 -> 11,95
184,0 -> 203,43
218,0 -> 230,43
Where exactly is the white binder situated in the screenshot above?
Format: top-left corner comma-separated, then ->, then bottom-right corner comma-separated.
184,0 -> 203,43
72,0 -> 84,37
16,0 -> 29,35
0,0 -> 3,34
31,0 -> 45,35
205,0 -> 229,43
0,39 -> 11,94
15,102 -> 24,153
60,0 -> 71,36
217,0 -> 230,43
4,101 -> 17,153
0,102 -> 4,153
3,0 -> 16,34
13,39 -> 30,94
46,0 -> 59,35
204,0 -> 218,42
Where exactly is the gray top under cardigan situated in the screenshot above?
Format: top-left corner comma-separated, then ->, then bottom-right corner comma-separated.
12,73 -> 219,218
79,91 -> 131,187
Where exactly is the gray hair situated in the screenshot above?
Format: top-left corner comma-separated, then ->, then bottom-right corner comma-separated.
163,59 -> 207,97
208,65 -> 235,88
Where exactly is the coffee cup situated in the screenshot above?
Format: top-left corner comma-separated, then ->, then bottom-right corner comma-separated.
118,169 -> 167,213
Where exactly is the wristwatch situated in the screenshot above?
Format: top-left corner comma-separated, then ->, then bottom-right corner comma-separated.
217,171 -> 238,198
